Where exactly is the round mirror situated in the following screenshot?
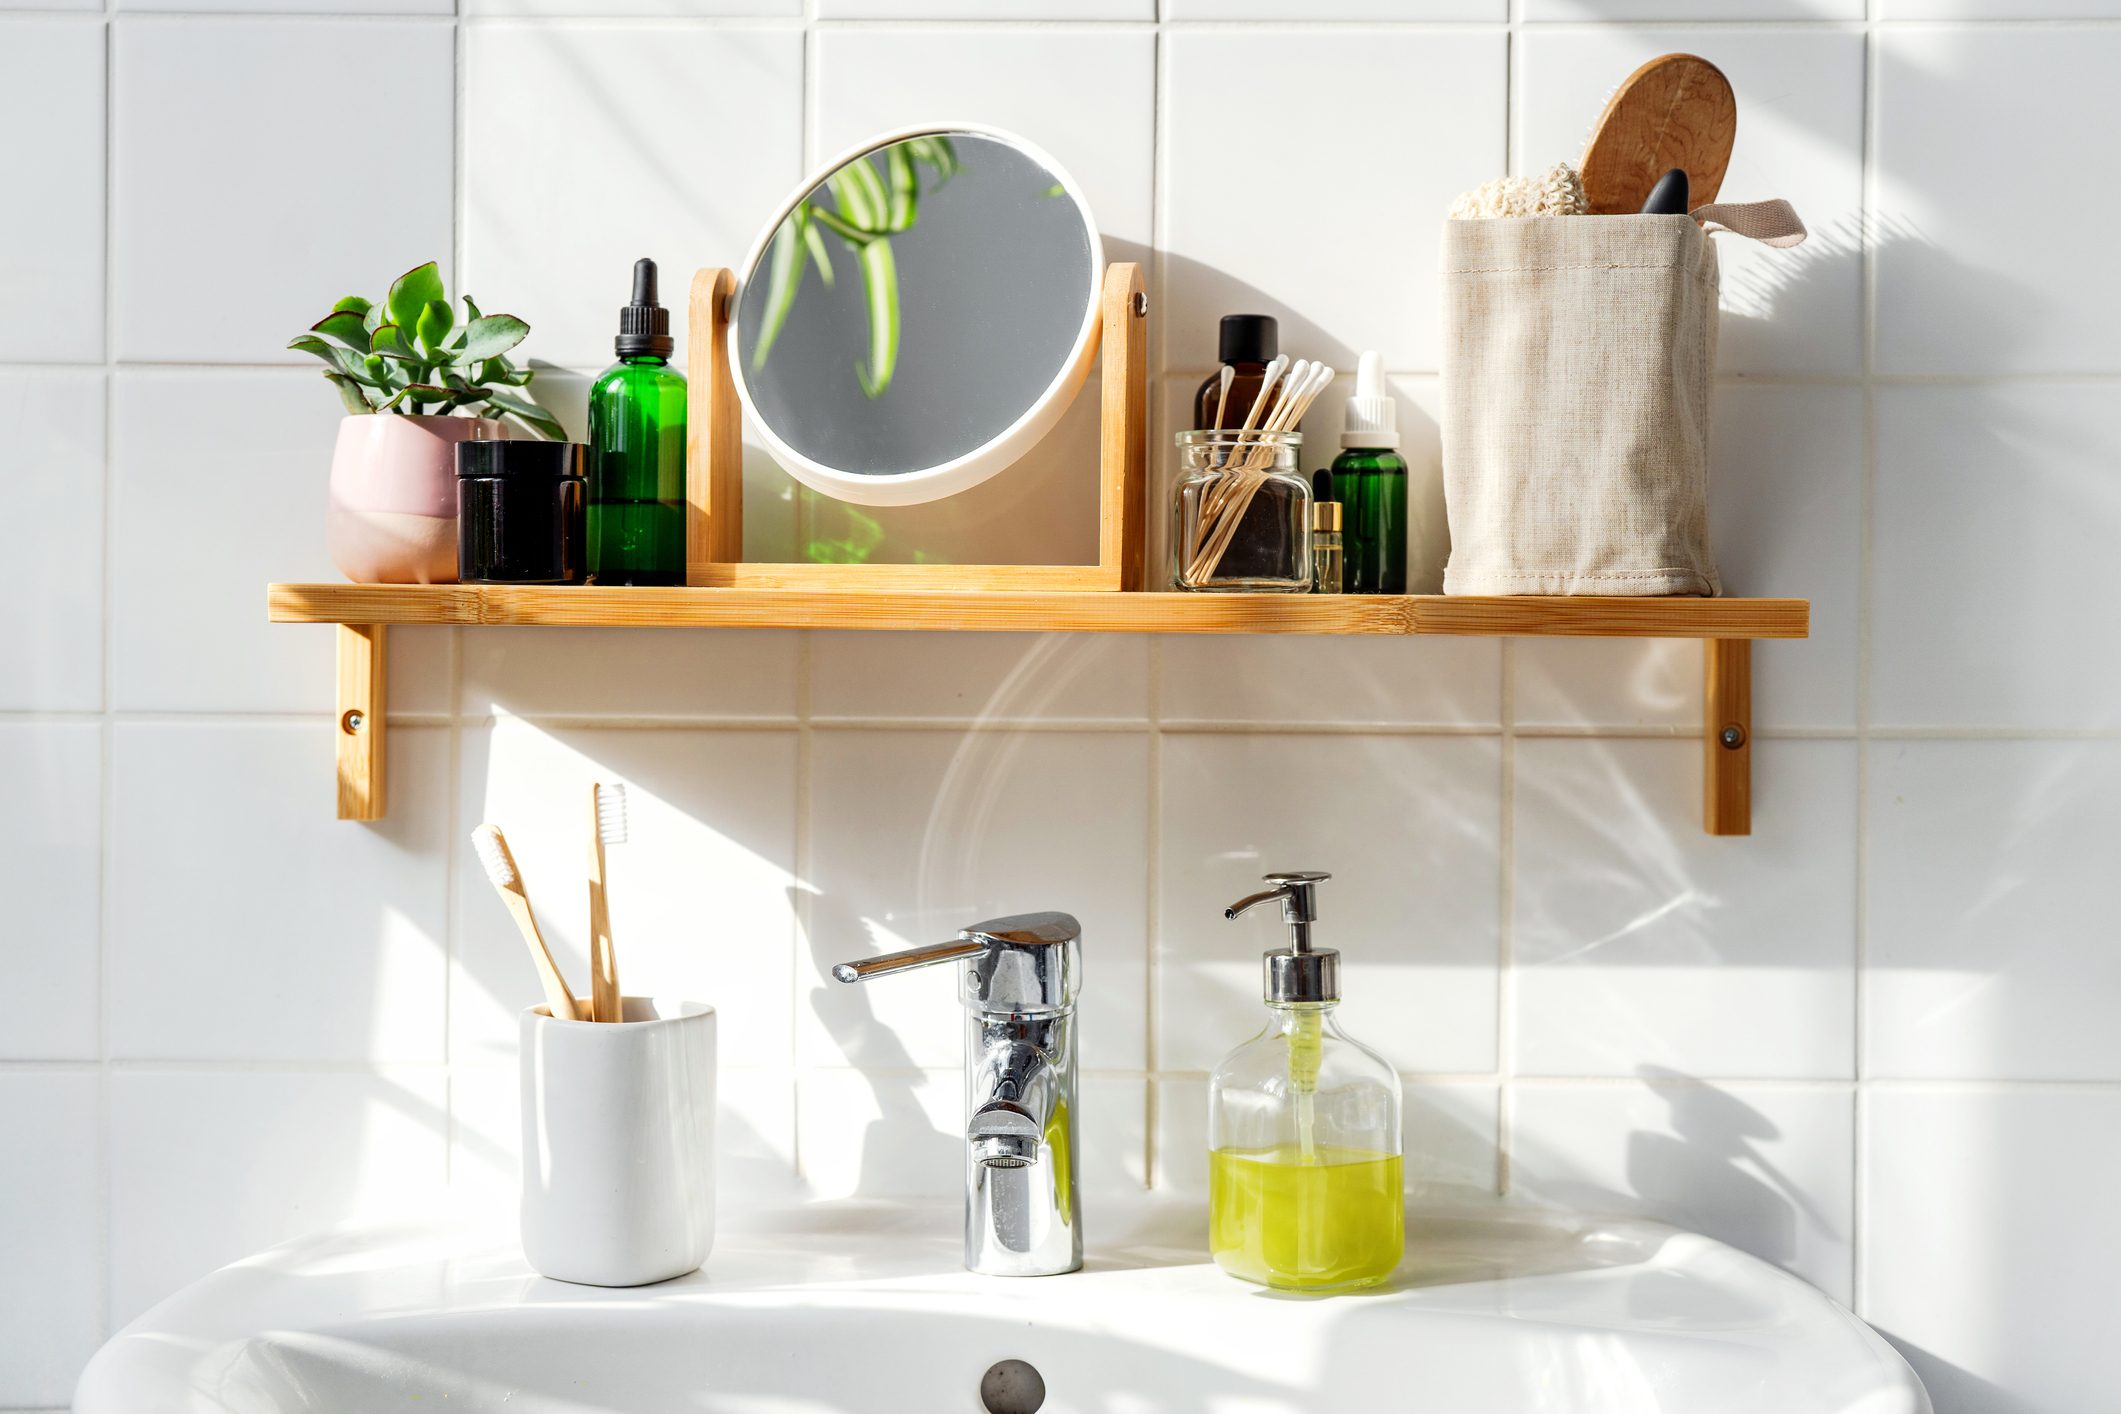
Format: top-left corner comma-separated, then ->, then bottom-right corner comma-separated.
730,124 -> 1103,508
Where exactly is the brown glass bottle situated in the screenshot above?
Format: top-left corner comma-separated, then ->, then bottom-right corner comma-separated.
1193,314 -> 1279,429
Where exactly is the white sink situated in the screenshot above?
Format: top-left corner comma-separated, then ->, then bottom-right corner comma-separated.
77,1200 -> 1928,1413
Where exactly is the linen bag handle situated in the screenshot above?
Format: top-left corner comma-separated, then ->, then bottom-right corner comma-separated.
1691,199 -> 1808,248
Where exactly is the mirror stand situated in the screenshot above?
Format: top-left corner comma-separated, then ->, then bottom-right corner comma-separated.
683,263 -> 1147,591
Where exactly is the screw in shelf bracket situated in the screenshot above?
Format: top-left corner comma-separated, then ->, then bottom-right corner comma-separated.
1132,291 -> 1148,318
1719,724 -> 1746,750
343,710 -> 366,734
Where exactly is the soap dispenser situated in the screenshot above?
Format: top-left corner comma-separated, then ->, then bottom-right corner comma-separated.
1208,871 -> 1403,1291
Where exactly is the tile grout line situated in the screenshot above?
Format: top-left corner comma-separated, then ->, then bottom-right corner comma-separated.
440,0 -> 468,1199
94,0 -> 115,1359
1141,5 -> 1167,1195
1493,0 -> 1520,1203
1850,0 -> 1883,1321
788,0 -> 817,1188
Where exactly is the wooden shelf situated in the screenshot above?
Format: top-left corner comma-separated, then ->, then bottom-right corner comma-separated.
269,584 -> 1802,838
268,584 -> 1807,638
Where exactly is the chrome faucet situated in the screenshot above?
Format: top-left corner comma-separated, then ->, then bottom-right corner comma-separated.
834,912 -> 1083,1276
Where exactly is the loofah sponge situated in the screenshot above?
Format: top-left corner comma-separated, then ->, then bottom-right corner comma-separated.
1449,162 -> 1589,220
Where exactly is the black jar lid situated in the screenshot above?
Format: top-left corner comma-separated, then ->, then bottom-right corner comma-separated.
456,440 -> 587,479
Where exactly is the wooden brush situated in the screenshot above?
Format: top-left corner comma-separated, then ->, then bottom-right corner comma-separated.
587,783 -> 627,1024
471,823 -> 582,1022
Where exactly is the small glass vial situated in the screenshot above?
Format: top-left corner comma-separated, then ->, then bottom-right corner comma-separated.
1311,498 -> 1344,594
1173,430 -> 1313,593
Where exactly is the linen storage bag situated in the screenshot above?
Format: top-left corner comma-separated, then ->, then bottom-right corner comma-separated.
1439,202 -> 1805,596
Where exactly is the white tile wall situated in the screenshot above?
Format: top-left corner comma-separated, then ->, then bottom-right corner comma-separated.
0,1073 -> 102,1409
0,373 -> 105,711
6,9 -> 2116,1414
461,23 -> 805,373
1862,1088 -> 2121,1414
1157,733 -> 1502,1075
1866,741 -> 2121,1081
0,725 -> 103,1061
1161,28 -> 1506,373
1509,1077 -> 1855,1302
111,18 -> 454,364
0,17 -> 103,363
1513,739 -> 1857,1080
1872,384 -> 2121,730
107,1067 -> 449,1326
1874,26 -> 2121,374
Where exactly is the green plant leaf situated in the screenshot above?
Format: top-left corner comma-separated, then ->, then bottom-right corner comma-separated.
461,295 -> 483,323
370,323 -> 417,361
323,372 -> 377,415
885,143 -> 918,232
836,157 -> 892,234
751,215 -> 809,371
458,313 -> 529,363
311,310 -> 371,352
381,382 -> 456,413
808,203 -> 878,245
290,334 -> 380,385
905,135 -> 959,184
480,389 -> 567,440
362,300 -> 384,336
387,261 -> 446,333
332,295 -> 372,318
416,299 -> 454,356
853,236 -> 900,400
802,211 -> 835,287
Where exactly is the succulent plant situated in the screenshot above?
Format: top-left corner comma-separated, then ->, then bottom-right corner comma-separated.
289,261 -> 566,439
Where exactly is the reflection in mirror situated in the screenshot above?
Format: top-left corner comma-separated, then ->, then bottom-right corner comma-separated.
733,127 -> 1100,505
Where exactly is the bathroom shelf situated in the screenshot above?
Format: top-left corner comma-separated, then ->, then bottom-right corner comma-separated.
268,584 -> 1804,636
266,583 -> 1802,835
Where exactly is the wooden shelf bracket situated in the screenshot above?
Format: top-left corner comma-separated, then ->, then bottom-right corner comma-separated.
336,623 -> 386,822
1703,638 -> 1752,836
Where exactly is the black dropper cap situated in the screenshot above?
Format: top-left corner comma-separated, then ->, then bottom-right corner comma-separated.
1217,313 -> 1278,366
616,257 -> 674,359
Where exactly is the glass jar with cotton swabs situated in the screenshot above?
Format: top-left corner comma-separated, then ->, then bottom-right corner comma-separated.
1173,355 -> 1337,592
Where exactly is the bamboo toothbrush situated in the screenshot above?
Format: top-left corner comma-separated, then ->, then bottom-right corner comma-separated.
588,783 -> 627,1024
471,823 -> 582,1022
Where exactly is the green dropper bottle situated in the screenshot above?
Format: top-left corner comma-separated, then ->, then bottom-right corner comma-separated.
587,258 -> 687,586
1330,350 -> 1407,595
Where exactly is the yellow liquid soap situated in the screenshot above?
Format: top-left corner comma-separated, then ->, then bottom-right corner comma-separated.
1209,1145 -> 1404,1292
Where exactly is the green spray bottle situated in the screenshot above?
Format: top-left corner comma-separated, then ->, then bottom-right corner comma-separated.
1329,351 -> 1407,595
587,258 -> 687,585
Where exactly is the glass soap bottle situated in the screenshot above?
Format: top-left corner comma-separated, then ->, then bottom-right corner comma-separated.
587,258 -> 687,585
1172,430 -> 1313,592
1208,871 -> 1403,1292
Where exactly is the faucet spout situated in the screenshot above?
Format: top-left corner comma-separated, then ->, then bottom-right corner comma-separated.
832,912 -> 1083,1276
967,1036 -> 1055,1169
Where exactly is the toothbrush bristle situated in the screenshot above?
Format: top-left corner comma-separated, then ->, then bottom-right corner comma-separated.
470,824 -> 515,887
596,783 -> 629,845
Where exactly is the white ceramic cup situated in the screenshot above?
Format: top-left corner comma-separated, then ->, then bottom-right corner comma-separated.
519,997 -> 716,1287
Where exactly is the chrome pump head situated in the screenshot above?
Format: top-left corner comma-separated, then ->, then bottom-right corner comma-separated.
1224,870 -> 1338,1004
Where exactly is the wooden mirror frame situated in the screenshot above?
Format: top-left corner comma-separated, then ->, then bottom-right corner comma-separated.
684,262 -> 1146,591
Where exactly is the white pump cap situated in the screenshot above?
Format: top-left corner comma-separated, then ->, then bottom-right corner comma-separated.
1339,350 -> 1399,450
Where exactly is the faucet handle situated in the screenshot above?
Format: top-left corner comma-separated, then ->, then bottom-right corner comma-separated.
833,911 -> 1081,1014
831,937 -> 984,984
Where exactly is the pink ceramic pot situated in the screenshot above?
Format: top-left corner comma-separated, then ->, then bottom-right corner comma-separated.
327,414 -> 510,584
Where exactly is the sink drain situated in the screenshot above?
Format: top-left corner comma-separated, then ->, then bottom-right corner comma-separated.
979,1358 -> 1046,1414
